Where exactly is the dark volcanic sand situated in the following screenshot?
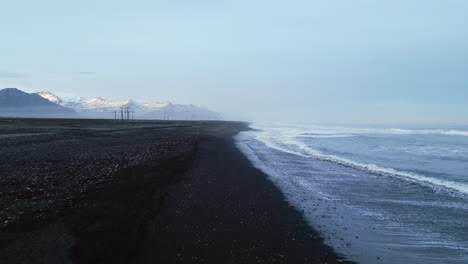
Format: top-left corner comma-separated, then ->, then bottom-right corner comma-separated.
0,118 -> 353,264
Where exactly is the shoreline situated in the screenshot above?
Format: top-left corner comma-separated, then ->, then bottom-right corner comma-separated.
0,119 -> 352,263
136,123 -> 353,264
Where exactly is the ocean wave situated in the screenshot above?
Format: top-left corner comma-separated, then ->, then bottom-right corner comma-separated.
254,129 -> 468,196
389,128 -> 468,136
299,133 -> 355,139
252,125 -> 468,137
441,130 -> 468,136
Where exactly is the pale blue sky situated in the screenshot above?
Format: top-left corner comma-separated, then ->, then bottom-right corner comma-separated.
1,0 -> 467,123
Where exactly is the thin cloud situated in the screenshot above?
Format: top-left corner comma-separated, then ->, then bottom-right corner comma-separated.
73,71 -> 96,75
0,71 -> 29,78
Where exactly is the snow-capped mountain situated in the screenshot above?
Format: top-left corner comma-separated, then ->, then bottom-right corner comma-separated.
36,91 -> 221,120
64,97 -> 147,112
36,91 -> 63,104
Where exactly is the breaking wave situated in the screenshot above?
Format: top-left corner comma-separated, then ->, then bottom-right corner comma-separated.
254,128 -> 468,196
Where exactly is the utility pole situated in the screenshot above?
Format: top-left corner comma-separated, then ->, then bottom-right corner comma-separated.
120,107 -> 123,124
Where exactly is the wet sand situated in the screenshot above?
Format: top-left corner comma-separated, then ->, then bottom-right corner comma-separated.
0,118 -> 353,263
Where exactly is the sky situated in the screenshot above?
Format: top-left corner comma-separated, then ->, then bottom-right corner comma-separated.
1,0 -> 467,124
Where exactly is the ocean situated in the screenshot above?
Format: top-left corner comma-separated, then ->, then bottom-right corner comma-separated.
236,124 -> 468,264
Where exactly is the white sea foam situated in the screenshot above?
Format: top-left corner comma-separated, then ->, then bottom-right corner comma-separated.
236,127 -> 468,264
299,134 -> 355,138
253,126 -> 468,196
389,128 -> 468,136
252,124 -> 468,137
442,130 -> 468,136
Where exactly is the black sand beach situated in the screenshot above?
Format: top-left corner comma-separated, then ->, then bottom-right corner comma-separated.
0,118 -> 353,264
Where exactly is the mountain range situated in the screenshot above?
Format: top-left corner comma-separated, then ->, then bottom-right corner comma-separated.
0,88 -> 77,118
0,88 -> 221,120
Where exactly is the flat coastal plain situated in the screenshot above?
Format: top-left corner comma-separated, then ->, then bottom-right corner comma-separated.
0,118 -> 352,264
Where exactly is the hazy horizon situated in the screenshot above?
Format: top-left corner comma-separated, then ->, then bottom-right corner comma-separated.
1,0 -> 467,124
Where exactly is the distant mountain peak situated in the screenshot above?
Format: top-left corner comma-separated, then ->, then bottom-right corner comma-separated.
2,87 -> 20,91
37,90 -> 54,95
36,91 -> 62,104
0,88 -> 24,95
0,88 -> 76,118
85,97 -> 106,102
35,90 -> 221,120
